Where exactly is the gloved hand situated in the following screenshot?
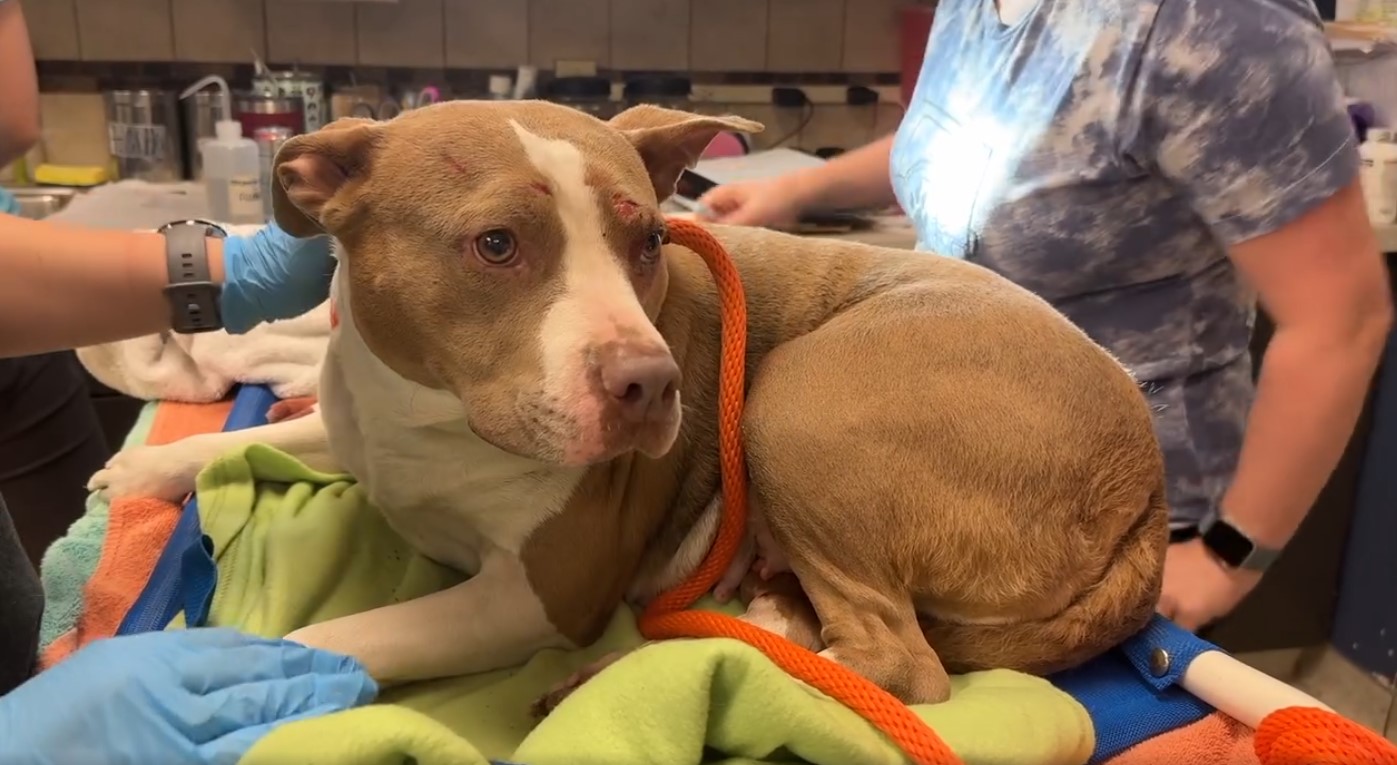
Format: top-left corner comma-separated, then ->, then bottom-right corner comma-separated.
0,187 -> 21,217
220,221 -> 335,334
0,628 -> 376,765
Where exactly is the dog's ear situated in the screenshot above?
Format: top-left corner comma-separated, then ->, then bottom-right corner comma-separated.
271,117 -> 381,237
610,105 -> 763,201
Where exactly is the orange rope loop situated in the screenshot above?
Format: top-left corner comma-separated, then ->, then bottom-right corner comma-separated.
639,219 -> 962,765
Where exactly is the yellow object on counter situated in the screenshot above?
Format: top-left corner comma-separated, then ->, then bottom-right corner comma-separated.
32,163 -> 109,187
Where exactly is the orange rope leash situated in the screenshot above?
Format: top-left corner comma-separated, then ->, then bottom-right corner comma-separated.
639,219 -> 962,765
1256,706 -> 1397,765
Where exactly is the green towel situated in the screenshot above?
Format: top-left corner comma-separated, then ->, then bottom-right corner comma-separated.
193,445 -> 1093,765
38,403 -> 159,650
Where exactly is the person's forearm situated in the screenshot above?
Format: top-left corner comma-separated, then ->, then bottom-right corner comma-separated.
0,1 -> 41,167
0,215 -> 224,358
1221,318 -> 1390,548
785,134 -> 898,212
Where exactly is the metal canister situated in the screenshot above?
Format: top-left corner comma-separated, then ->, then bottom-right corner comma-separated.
622,76 -> 692,111
104,89 -> 183,182
543,76 -> 617,119
181,89 -> 231,180
253,125 -> 293,221
234,92 -> 304,138
253,69 -> 325,133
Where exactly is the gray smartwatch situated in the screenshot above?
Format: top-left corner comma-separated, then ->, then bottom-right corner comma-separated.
1198,507 -> 1282,573
157,219 -> 227,334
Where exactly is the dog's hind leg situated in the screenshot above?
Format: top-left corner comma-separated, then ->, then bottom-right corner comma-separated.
533,570 -> 828,719
88,405 -> 338,502
738,570 -> 825,653
793,558 -> 953,704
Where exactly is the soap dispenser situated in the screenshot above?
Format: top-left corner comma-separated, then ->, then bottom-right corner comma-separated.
181,75 -> 263,225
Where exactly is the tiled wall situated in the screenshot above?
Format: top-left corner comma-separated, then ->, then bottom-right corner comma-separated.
24,0 -> 921,74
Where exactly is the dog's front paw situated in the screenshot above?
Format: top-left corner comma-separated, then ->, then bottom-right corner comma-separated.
87,444 -> 202,502
530,650 -> 629,719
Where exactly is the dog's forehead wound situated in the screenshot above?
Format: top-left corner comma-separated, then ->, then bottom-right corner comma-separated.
612,194 -> 639,220
441,152 -> 469,177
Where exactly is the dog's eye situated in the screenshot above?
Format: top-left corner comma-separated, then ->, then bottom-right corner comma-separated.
474,230 -> 518,266
641,229 -> 664,262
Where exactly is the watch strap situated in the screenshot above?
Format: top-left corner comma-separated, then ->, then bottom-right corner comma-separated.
161,221 -> 224,334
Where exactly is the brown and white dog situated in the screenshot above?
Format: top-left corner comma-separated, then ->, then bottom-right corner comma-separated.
89,100 -> 1168,707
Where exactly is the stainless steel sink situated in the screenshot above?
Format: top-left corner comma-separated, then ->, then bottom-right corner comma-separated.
5,186 -> 79,220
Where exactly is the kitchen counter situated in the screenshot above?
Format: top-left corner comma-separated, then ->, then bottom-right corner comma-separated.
46,183 -> 923,249
39,180 -> 1397,255
662,208 -> 920,250
45,180 -> 209,229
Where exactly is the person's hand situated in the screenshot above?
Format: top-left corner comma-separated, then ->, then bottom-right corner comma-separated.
220,221 -> 335,334
0,628 -> 376,765
696,175 -> 811,229
1157,539 -> 1262,632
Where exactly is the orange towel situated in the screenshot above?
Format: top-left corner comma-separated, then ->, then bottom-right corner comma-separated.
146,399 -> 235,446
1106,712 -> 1259,765
38,397 -> 234,669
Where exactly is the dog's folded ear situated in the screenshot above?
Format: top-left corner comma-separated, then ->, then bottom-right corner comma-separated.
610,105 -> 763,202
271,117 -> 382,238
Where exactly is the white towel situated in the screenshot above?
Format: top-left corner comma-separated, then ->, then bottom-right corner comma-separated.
76,302 -> 328,402
75,223 -> 331,402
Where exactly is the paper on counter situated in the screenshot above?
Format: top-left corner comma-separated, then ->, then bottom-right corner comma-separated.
689,148 -> 827,186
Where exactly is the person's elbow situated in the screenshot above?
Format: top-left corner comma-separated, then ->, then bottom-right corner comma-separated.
1289,251 -> 1393,367
1234,182 -> 1394,366
0,114 -> 40,165
1351,272 -> 1393,360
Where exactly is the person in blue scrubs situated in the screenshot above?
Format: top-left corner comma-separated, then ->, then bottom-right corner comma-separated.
0,0 -> 34,220
0,4 -> 374,761
0,212 -> 368,763
0,1 -> 116,575
702,0 -> 1393,631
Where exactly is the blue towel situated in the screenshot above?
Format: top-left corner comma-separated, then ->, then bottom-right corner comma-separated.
1051,616 -> 1217,763
118,384 -> 279,635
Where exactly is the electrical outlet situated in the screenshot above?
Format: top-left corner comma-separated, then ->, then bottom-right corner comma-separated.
772,86 -> 808,108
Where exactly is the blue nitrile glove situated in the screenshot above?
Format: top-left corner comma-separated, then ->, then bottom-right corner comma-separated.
220,221 -> 335,334
0,628 -> 377,765
0,187 -> 20,216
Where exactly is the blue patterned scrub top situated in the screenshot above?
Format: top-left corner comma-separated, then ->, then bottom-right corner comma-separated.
890,0 -> 1360,526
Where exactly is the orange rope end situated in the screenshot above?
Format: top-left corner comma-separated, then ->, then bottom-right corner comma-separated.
1256,706 -> 1397,765
640,219 -> 962,765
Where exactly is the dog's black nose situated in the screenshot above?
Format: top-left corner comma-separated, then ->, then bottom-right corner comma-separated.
601,350 -> 681,423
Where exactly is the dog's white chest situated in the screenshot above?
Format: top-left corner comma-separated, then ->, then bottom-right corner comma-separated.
318,299 -> 582,574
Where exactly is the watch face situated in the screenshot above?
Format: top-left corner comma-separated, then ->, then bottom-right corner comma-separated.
1202,520 -> 1254,566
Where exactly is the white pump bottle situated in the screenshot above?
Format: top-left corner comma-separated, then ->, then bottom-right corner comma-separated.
180,75 -> 263,225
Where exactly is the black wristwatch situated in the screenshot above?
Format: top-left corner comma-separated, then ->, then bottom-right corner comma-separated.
1196,508 -> 1282,573
157,219 -> 227,334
